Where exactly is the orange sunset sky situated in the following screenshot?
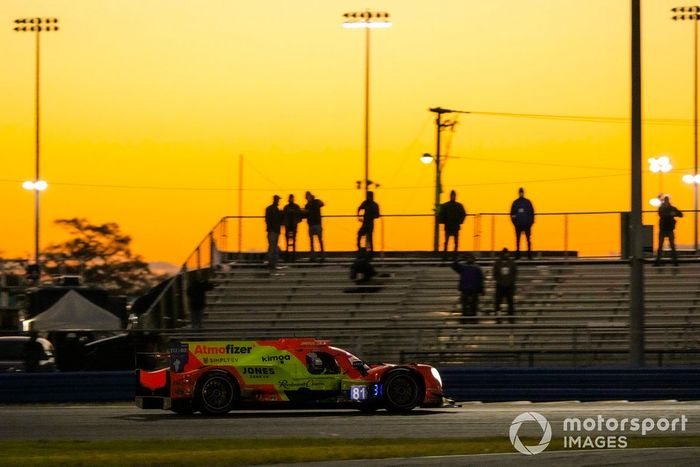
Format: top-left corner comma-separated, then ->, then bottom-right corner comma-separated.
2,0 -> 699,265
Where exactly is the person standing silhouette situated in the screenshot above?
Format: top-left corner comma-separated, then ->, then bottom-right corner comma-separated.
187,273 -> 215,329
655,195 -> 683,266
439,190 -> 467,259
510,187 -> 535,259
357,191 -> 381,252
304,191 -> 325,262
493,247 -> 517,323
451,254 -> 484,324
282,194 -> 302,261
265,195 -> 283,271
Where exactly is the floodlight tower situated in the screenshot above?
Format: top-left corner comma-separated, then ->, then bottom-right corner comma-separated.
342,10 -> 392,195
671,6 -> 700,251
14,17 -> 59,276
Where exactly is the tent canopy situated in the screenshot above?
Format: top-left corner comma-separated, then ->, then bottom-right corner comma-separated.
25,290 -> 122,331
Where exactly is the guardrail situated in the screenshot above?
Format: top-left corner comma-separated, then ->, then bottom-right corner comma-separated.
401,349 -> 700,368
2,367 -> 699,404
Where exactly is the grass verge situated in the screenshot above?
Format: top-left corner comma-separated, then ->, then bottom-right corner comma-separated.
1,436 -> 699,466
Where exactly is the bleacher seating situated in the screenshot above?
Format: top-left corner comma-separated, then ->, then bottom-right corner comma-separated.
183,256 -> 700,367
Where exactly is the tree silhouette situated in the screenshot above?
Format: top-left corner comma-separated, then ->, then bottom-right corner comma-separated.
42,218 -> 166,295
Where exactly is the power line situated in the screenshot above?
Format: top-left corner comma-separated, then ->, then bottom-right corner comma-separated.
448,154 -> 627,171
384,172 -> 629,190
0,170 -> 631,193
464,110 -> 691,126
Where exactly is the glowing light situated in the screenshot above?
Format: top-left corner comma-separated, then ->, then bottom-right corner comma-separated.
683,174 -> 700,184
22,180 -> 48,191
648,155 -> 672,173
420,153 -> 433,164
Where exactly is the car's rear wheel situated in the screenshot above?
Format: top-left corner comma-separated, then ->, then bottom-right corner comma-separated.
196,372 -> 238,415
383,370 -> 422,413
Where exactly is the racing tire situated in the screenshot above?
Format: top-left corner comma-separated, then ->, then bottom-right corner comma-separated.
196,372 -> 238,415
383,369 -> 423,413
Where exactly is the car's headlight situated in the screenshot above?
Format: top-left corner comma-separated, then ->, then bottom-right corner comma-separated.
430,367 -> 442,387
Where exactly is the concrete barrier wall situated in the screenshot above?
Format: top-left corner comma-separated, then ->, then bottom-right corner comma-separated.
1,368 -> 699,404
0,372 -> 135,403
440,367 -> 700,402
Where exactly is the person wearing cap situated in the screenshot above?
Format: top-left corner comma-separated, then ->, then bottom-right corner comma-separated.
510,187 -> 535,260
265,195 -> 283,271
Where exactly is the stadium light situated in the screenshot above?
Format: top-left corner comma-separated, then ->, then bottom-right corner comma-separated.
14,17 -> 59,277
22,180 -> 48,191
648,156 -> 672,206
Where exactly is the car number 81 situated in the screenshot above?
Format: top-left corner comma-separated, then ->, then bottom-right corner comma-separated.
349,385 -> 368,401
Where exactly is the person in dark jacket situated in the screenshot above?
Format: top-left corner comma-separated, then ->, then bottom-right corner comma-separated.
187,274 -> 215,329
655,195 -> 683,266
451,254 -> 484,323
493,247 -> 517,323
282,194 -> 302,261
439,190 -> 467,258
350,247 -> 377,284
23,332 -> 44,372
510,187 -> 535,259
265,195 -> 283,271
304,191 -> 325,262
357,191 -> 381,252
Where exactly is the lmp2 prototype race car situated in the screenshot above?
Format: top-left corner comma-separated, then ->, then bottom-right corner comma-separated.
135,338 -> 446,415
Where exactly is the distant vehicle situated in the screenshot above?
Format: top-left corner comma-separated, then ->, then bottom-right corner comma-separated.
83,332 -> 160,371
136,337 -> 447,415
0,336 -> 57,373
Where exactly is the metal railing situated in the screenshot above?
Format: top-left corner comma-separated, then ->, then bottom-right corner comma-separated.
180,209 -> 700,270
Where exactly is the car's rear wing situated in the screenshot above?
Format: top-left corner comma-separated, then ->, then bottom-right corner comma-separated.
135,352 -> 171,407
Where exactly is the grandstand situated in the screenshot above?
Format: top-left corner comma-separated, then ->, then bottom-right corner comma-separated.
139,254 -> 700,368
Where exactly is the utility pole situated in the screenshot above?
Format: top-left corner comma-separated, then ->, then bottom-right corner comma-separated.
630,0 -> 645,367
429,108 -> 453,251
427,107 -> 466,252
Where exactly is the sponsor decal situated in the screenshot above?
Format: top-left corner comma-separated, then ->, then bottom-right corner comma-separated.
262,354 -> 292,364
169,343 -> 189,373
193,344 -> 252,355
242,367 -> 276,378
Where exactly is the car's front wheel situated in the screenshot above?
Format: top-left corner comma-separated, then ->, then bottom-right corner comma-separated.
196,372 -> 238,415
383,369 -> 422,413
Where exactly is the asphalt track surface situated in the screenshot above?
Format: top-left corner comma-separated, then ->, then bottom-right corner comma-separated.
2,401 -> 699,465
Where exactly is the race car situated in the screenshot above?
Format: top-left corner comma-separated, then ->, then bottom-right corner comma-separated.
135,337 -> 446,415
